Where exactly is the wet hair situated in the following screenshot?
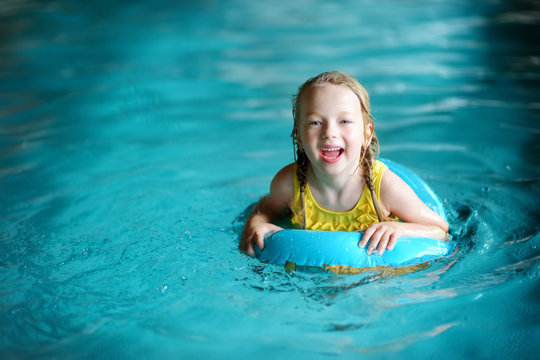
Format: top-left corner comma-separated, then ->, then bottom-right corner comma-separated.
291,71 -> 389,228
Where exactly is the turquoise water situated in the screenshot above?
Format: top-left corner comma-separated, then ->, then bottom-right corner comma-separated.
1,0 -> 539,358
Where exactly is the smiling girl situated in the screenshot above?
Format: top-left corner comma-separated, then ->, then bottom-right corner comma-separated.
240,71 -> 448,257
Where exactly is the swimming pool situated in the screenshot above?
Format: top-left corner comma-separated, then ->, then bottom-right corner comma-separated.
1,0 -> 539,358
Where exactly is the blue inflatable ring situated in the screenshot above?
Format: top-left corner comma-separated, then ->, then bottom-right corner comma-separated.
254,159 -> 454,268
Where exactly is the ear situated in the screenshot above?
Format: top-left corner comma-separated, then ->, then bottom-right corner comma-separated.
364,123 -> 374,147
294,130 -> 303,150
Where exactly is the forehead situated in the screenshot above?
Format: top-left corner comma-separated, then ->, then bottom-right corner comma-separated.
300,83 -> 361,112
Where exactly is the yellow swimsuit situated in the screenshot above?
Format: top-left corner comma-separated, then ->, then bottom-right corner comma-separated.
291,160 -> 393,231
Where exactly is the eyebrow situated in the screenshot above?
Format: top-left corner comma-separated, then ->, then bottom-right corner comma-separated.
305,111 -> 355,117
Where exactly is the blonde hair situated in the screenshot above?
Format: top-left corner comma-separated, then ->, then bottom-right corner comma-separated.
291,71 -> 389,228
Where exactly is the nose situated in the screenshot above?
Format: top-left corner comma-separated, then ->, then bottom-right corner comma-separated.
322,122 -> 337,139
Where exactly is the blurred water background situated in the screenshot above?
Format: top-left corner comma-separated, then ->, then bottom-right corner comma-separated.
1,0 -> 539,358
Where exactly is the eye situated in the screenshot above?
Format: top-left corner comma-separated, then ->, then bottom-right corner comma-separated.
340,119 -> 353,125
308,120 -> 322,126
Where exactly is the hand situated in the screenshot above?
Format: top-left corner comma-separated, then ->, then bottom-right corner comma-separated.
358,221 -> 403,255
239,219 -> 283,256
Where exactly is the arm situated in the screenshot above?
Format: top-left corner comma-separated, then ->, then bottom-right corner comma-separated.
239,164 -> 295,256
359,169 -> 449,255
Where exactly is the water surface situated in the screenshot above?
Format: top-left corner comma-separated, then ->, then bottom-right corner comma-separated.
1,0 -> 539,358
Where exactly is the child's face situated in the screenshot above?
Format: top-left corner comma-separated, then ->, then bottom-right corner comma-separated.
297,83 -> 372,177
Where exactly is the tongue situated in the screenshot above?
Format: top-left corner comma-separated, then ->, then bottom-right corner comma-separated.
322,149 -> 341,158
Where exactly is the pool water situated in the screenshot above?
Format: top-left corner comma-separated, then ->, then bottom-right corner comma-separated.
1,0 -> 539,358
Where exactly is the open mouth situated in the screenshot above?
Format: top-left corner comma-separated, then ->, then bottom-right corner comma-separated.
319,146 -> 344,163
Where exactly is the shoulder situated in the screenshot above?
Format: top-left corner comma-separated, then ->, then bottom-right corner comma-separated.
379,164 -> 424,216
380,165 -> 411,198
271,163 -> 295,193
268,163 -> 295,207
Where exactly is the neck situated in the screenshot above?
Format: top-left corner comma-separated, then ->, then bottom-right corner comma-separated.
307,165 -> 365,207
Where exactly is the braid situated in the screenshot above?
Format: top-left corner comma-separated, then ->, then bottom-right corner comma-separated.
361,144 -> 392,223
295,148 -> 309,229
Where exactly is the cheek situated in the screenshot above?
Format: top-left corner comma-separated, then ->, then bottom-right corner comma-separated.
299,128 -> 316,145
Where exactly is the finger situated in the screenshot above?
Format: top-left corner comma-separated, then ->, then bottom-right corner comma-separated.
242,230 -> 259,256
387,233 -> 399,251
359,226 -> 376,248
367,230 -> 384,255
246,243 -> 255,257
265,225 -> 284,238
255,232 -> 266,252
377,234 -> 390,255
246,233 -> 256,255
239,235 -> 248,252
239,236 -> 255,256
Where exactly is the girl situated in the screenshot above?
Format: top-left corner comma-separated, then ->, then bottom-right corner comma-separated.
240,71 -> 448,257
